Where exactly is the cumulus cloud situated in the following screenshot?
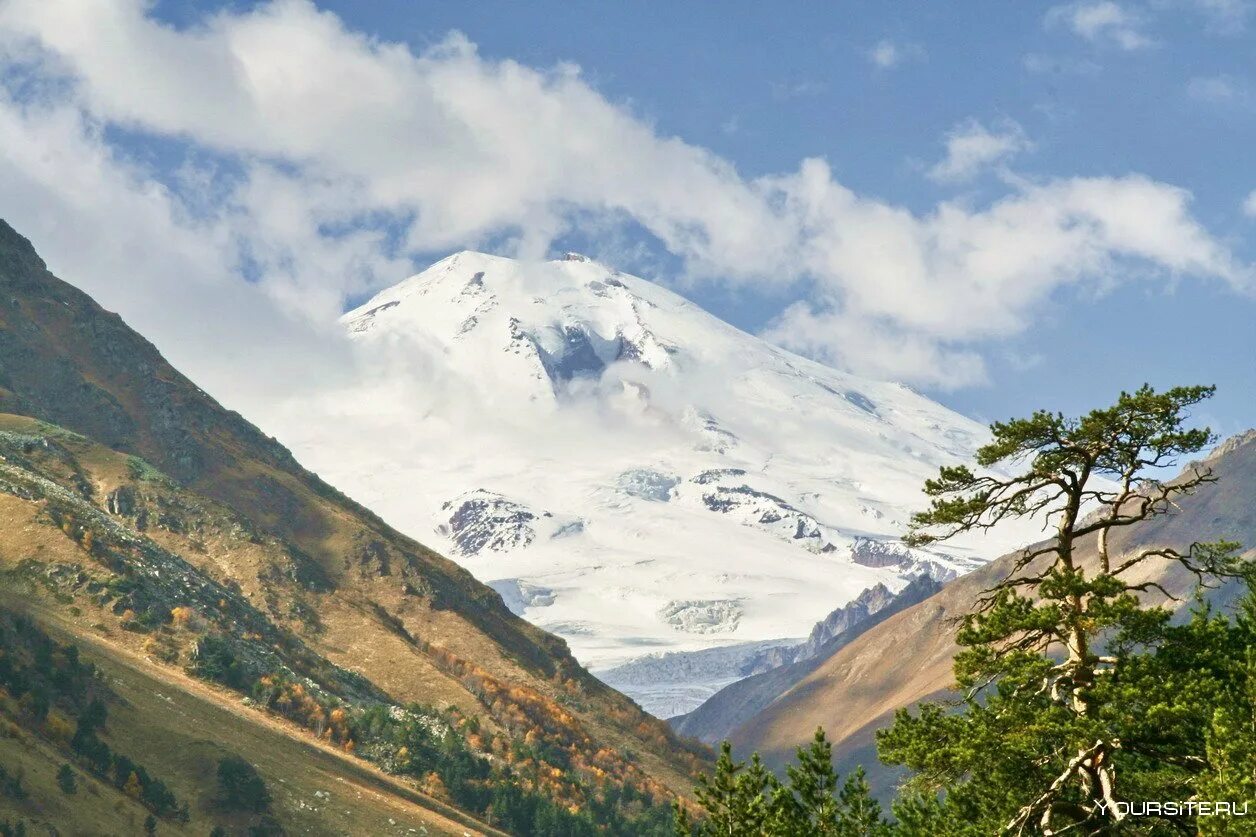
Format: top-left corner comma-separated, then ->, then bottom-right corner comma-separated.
0,0 -> 1249,398
1046,2 -> 1155,49
0,93 -> 363,413
761,167 -> 1246,386
927,119 -> 1033,183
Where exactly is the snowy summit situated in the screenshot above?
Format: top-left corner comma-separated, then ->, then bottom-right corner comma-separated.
284,251 -> 1033,713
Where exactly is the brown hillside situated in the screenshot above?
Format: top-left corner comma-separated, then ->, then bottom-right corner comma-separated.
0,599 -> 501,836
0,220 -> 707,833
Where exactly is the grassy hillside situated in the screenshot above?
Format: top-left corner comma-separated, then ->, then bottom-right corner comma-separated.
0,603 -> 500,836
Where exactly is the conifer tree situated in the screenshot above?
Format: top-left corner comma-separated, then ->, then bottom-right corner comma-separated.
881,384 -> 1252,833
837,768 -> 889,837
681,742 -> 780,835
679,730 -> 891,835
1197,596 -> 1256,836
778,728 -> 842,833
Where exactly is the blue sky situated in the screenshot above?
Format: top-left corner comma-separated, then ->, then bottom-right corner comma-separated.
0,0 -> 1252,439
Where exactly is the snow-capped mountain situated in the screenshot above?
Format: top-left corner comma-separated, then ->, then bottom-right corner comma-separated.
275,251 -> 1036,713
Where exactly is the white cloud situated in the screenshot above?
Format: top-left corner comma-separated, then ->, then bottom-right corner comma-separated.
1187,73 -> 1251,104
0,0 -> 1248,395
1243,189 -> 1256,217
0,95 -> 362,413
867,40 -> 924,69
1046,2 -> 1155,49
927,119 -> 1033,183
760,166 -> 1247,386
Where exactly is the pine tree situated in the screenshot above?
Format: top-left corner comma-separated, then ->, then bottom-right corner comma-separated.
777,728 -> 841,833
682,732 -> 891,835
1197,596 -> 1256,836
880,384 -> 1254,834
836,768 -> 889,837
684,742 -> 780,835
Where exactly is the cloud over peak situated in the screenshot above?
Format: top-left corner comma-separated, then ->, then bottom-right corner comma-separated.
0,0 -> 1249,394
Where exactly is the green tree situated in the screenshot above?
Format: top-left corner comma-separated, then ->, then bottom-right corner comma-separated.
836,768 -> 889,837
679,731 -> 890,835
678,742 -> 780,835
880,385 -> 1253,834
1197,595 -> 1256,836
55,763 -> 75,794
777,728 -> 841,832
216,755 -> 271,813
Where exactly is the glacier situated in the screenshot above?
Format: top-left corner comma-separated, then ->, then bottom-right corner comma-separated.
272,250 -> 1040,714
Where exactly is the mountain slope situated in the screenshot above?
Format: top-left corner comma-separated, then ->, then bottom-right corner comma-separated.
0,598 -> 500,837
274,250 -> 1038,712
670,574 -> 943,744
720,431 -> 1256,788
0,220 -> 706,832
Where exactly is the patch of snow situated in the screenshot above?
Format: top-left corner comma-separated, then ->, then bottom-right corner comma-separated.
488,578 -> 557,616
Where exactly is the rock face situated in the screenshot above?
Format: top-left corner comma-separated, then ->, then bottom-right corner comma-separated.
848,537 -> 982,582
437,489 -> 584,557
776,574 -> 943,669
278,248 -> 1040,710
439,490 -> 541,555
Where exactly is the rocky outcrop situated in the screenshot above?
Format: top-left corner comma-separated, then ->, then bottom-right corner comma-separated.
436,489 -> 583,557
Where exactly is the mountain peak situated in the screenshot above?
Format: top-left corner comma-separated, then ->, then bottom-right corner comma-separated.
0,218 -> 47,274
1206,428 -> 1256,463
302,247 -> 1045,704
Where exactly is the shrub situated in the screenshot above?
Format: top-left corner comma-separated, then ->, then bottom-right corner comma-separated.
216,756 -> 271,813
56,763 -> 76,794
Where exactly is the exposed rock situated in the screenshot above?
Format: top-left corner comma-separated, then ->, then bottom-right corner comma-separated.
105,484 -> 136,517
701,484 -> 827,548
843,390 -> 878,415
670,574 -> 943,741
439,490 -> 538,556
